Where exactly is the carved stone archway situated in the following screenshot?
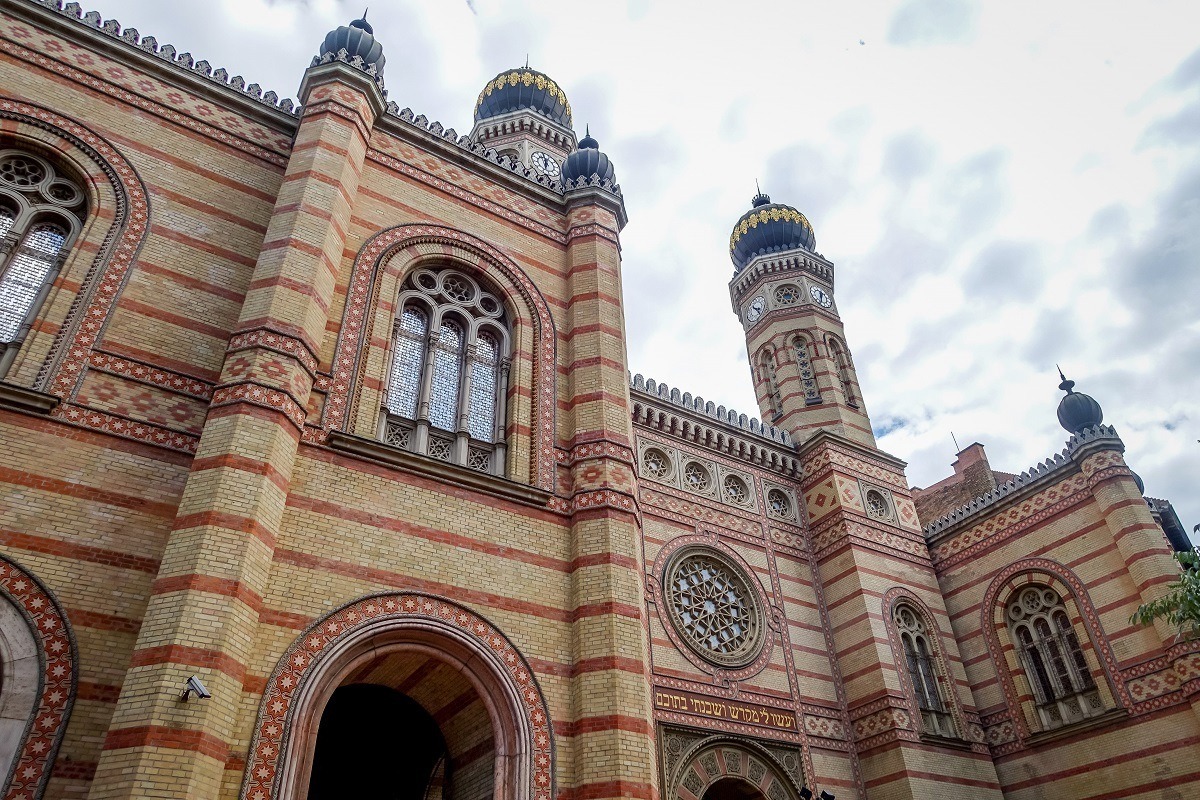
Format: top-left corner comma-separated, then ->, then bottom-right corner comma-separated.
240,593 -> 554,800
662,730 -> 806,800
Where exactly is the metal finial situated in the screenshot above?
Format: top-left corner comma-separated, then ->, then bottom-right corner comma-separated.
586,123 -> 590,136
1056,365 -> 1075,394
525,53 -> 529,69
951,431 -> 960,452
362,7 -> 368,19
756,178 -> 761,194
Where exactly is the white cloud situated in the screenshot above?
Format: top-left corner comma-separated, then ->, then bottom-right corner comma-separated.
85,0 -> 1200,538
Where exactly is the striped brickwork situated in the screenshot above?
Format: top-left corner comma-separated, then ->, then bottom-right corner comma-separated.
0,3 -> 1196,800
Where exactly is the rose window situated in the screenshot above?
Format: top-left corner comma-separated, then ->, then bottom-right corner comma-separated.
864,489 -> 890,519
774,284 -> 800,305
683,462 -> 711,492
767,488 -> 793,519
666,550 -> 764,667
642,448 -> 671,480
723,474 -> 750,506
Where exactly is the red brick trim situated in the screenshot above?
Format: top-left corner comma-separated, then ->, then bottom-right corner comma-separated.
129,644 -> 246,683
172,510 -> 277,549
0,464 -> 176,517
103,725 -> 229,762
0,528 -> 160,573
0,554 -> 77,800
241,592 -> 556,800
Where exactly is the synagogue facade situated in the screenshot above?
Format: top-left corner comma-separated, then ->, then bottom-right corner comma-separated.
0,2 -> 1196,799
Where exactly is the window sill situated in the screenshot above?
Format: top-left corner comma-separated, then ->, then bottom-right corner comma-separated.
326,429 -> 552,508
1023,707 -> 1128,748
918,732 -> 975,751
0,382 -> 59,415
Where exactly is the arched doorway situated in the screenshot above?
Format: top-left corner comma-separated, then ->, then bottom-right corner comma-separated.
703,777 -> 766,800
665,734 -> 807,800
241,593 -> 553,800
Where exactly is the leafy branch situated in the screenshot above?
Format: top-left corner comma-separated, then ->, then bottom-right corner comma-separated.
1131,548 -> 1200,640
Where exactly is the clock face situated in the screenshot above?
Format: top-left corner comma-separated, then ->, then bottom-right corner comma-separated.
530,151 -> 560,177
746,295 -> 766,323
810,285 -> 833,308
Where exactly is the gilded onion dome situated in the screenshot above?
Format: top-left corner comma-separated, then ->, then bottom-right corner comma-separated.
320,16 -> 385,73
729,191 -> 816,272
561,131 -> 615,184
474,67 -> 572,128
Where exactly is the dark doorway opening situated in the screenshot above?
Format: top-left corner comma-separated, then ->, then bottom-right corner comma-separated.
703,777 -> 766,800
307,683 -> 449,800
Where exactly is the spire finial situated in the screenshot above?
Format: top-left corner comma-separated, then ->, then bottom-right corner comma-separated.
362,7 -> 368,19
525,53 -> 529,69
756,178 -> 761,194
1057,364 -> 1075,394
586,123 -> 590,136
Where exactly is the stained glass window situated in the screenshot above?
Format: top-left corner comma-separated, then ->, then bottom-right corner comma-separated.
0,223 -> 65,342
1007,586 -> 1103,729
894,604 -> 955,737
384,267 -> 509,474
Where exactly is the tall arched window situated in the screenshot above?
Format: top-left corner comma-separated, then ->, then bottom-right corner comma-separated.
1006,586 -> 1103,730
826,336 -> 858,408
894,603 -> 956,737
759,348 -> 782,419
383,267 -> 510,475
791,335 -> 821,405
0,149 -> 85,377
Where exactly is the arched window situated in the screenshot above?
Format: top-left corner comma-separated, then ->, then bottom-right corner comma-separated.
1006,586 -> 1103,730
759,348 -> 782,419
0,149 -> 85,377
383,267 -> 510,475
791,336 -> 821,405
894,603 -> 955,737
826,336 -> 858,408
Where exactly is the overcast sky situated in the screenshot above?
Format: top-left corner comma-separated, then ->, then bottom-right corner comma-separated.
76,0 -> 1198,537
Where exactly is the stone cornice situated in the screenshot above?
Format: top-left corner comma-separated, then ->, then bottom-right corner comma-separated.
729,249 -> 836,305
10,0 -> 299,128
629,373 -> 800,477
299,60 -> 386,123
796,428 -> 907,472
0,381 -> 60,414
922,424 -> 1124,541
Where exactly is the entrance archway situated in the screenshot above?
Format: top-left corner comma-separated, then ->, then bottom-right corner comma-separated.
241,593 -> 554,800
666,736 -> 806,800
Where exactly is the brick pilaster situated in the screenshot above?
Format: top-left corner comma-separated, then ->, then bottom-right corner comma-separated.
85,63 -> 382,799
562,189 -> 658,800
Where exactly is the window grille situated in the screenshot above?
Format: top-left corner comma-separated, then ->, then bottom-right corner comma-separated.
0,149 -> 85,377
792,337 -> 821,404
894,604 -> 956,737
1006,586 -> 1104,730
383,267 -> 510,476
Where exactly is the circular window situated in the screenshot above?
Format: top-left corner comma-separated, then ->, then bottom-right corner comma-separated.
723,474 -> 751,506
864,488 -> 891,519
774,284 -> 801,305
665,549 -> 764,667
767,488 -> 793,519
683,462 -> 711,492
642,448 -> 672,480
0,154 -> 47,188
441,274 -> 474,302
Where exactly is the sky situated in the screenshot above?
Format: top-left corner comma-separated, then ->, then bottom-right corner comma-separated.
72,0 -> 1198,537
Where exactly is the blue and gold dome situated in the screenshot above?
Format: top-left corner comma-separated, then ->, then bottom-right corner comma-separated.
729,192 -> 816,272
319,16 -> 385,73
474,68 -> 572,128
562,131 -> 615,184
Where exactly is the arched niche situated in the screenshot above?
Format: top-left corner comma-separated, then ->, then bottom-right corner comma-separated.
663,732 -> 806,800
240,593 -> 554,800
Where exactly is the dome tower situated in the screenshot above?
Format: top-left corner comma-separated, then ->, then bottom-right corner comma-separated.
469,66 -> 578,178
729,190 -> 875,447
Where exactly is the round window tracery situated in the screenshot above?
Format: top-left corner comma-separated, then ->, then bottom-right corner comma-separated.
665,549 -> 764,667
864,488 -> 891,519
767,488 -> 793,519
642,447 -> 672,480
723,474 -> 750,506
683,462 -> 711,492
774,283 -> 800,305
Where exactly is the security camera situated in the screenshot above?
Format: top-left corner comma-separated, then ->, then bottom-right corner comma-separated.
799,790 -> 813,800
819,792 -> 835,800
180,675 -> 211,702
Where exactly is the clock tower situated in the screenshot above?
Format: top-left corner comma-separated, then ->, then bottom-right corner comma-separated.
729,191 -> 875,447
470,66 -> 577,179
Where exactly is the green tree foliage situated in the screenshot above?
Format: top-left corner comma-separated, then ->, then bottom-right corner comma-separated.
1131,548 -> 1200,639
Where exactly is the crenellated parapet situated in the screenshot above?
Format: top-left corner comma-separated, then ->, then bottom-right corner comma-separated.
630,372 -> 801,477
28,0 -> 299,114
923,425 -> 1124,539
310,48 -> 385,92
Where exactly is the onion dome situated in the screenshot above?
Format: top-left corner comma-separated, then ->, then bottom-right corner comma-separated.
474,68 -> 572,128
729,191 -> 816,272
562,129 -> 615,184
320,14 -> 385,73
1056,369 -> 1104,434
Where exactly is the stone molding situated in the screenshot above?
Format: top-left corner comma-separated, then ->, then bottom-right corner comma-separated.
0,381 -> 59,414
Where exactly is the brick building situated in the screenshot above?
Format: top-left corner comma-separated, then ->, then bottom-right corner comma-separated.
0,2 -> 1196,798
